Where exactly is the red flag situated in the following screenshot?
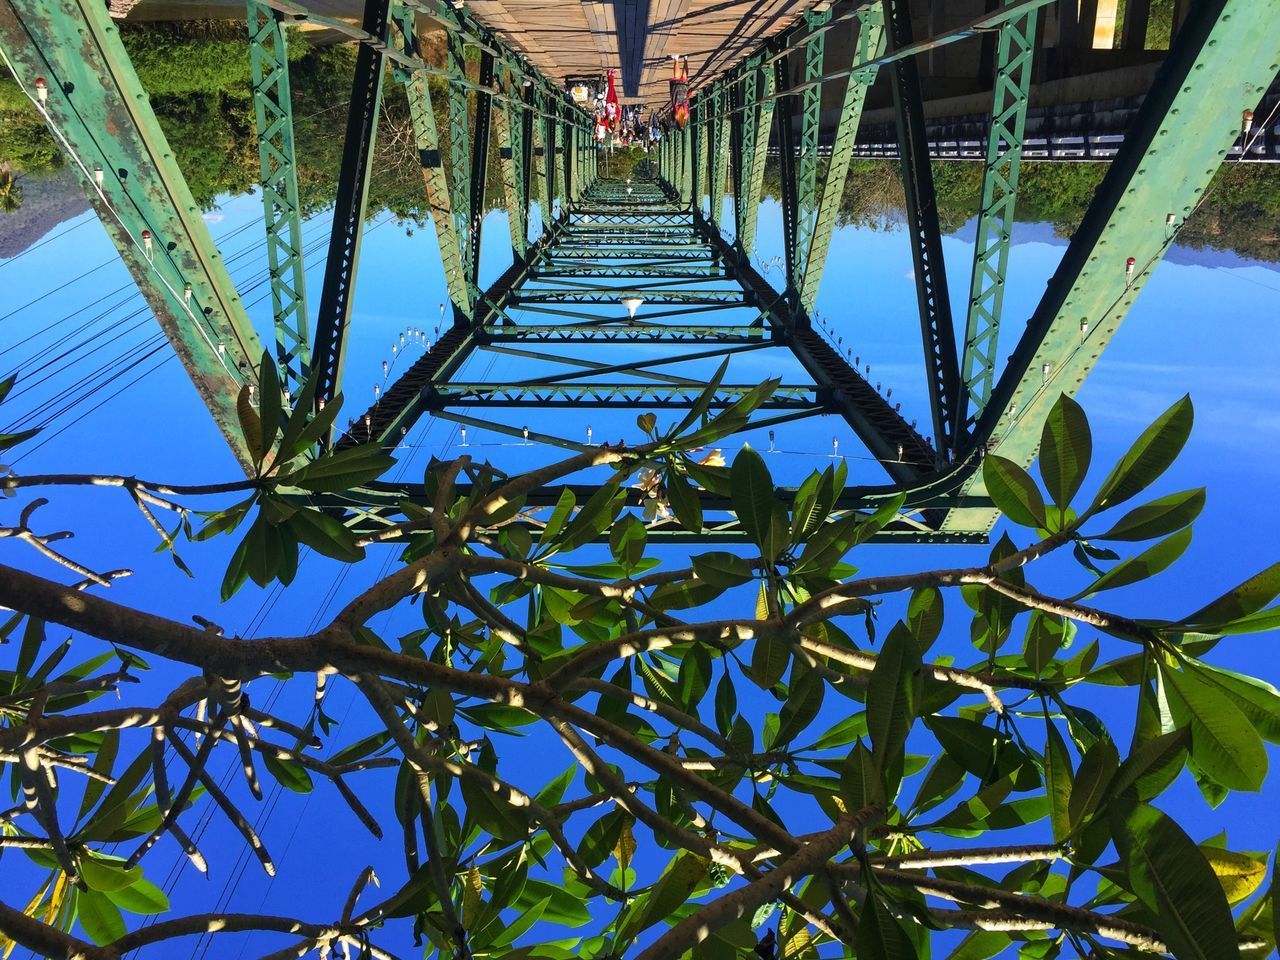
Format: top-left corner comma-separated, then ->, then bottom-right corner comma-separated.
605,69 -> 620,130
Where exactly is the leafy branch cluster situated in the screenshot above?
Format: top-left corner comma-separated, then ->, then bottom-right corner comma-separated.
0,359 -> 1278,960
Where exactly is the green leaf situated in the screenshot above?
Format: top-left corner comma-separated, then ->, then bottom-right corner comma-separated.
609,513 -> 647,572
1109,728 -> 1189,801
692,552 -> 753,589
1076,527 -> 1192,598
665,471 -> 703,533
730,446 -> 785,561
255,350 -> 282,464
1089,395 -> 1193,515
774,662 -> 824,748
1161,664 -> 1267,791
537,488 -> 576,548
461,769 -> 531,842
1180,561 -> 1280,630
557,483 -> 624,553
1039,394 -> 1091,508
672,358 -> 729,437
77,889 -> 127,945
1112,801 -> 1240,960
866,624 -> 920,791
856,891 -> 917,960
983,455 -> 1047,528
1094,488 -> 1205,542
236,384 -> 264,469
106,878 -> 169,915
923,716 -> 1002,780
1024,612 -> 1067,677
1066,736 -> 1117,832
1183,660 -> 1280,744
284,445 -> 395,493
907,588 -> 943,654
840,742 -> 884,812
788,468 -> 826,545
750,633 -> 789,689
636,853 -> 709,937
1043,720 -> 1074,843
79,855 -> 141,892
286,508 -> 364,562
262,753 -> 313,794
810,713 -> 868,751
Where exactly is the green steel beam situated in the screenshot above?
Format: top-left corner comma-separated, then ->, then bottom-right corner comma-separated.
741,56 -> 776,256
708,80 -> 727,229
883,0 -> 962,458
424,383 -> 816,408
467,49 -> 495,286
943,0 -> 1280,534
511,290 -> 745,304
796,5 -> 885,315
311,0 -> 390,414
393,6 -> 473,319
957,2 -> 1039,434
0,0 -> 262,471
445,28 -> 475,313
246,0 -> 310,397
480,325 -> 765,343
789,6 -> 829,307
495,62 -> 529,259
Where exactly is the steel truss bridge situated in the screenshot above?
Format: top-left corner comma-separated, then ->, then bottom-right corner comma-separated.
2,0 -> 1277,544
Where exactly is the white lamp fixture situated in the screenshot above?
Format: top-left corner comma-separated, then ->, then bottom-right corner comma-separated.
621,296 -> 643,318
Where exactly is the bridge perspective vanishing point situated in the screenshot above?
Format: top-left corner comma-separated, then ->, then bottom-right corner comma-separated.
1,0 -> 1278,545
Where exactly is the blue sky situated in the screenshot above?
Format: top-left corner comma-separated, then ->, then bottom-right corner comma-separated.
2,184 -> 1279,957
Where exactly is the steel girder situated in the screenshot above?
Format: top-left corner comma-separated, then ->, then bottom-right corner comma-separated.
773,50 -> 800,295
957,2 -> 1039,435
707,80 -> 729,230
311,0 -> 391,417
495,64 -> 528,258
942,0 -> 1280,534
883,0 -> 961,457
694,211 -> 938,484
0,0 -> 263,470
739,56 -> 775,256
480,325 -> 765,343
795,6 -> 886,315
468,49 -> 495,282
246,0 -> 311,397
788,6 -> 829,311
424,383 -> 816,409
394,8 -> 473,320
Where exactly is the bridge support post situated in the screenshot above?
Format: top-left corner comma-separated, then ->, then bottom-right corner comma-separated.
311,0 -> 391,415
795,6 -> 886,315
394,8 -> 473,325
957,1 -> 1040,437
246,0 -> 310,398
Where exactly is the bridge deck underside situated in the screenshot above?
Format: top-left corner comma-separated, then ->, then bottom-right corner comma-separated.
468,0 -> 808,104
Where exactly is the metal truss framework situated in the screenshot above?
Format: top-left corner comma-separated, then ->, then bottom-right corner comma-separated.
247,0 -> 311,397
6,0 -> 1279,543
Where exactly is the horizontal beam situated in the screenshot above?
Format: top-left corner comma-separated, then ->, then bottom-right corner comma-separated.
422,383 -> 818,408
480,324 -> 766,343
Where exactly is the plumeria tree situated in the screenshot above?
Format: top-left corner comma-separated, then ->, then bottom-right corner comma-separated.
0,359 -> 1278,960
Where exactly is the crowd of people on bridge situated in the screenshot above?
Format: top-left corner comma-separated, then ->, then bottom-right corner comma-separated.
588,56 -> 690,151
